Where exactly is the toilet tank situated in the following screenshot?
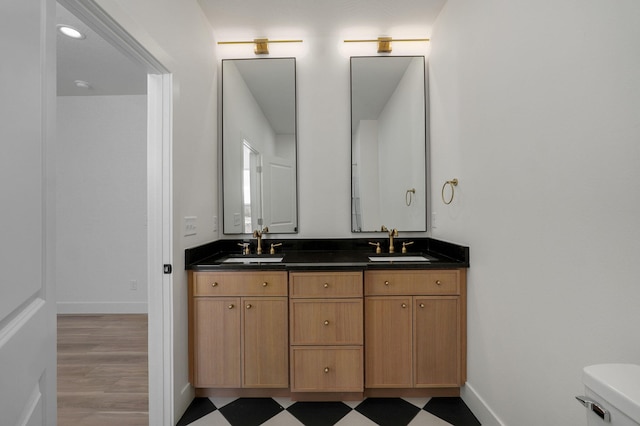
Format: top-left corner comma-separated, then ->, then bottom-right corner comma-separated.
578,364 -> 640,426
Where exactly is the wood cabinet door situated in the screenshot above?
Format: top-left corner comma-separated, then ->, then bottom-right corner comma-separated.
242,297 -> 289,388
193,297 -> 241,387
414,296 -> 460,387
364,296 -> 413,387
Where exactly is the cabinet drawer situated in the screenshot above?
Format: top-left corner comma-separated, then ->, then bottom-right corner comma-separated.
290,299 -> 363,345
365,270 -> 460,295
193,271 -> 287,296
289,271 -> 362,298
290,346 -> 363,392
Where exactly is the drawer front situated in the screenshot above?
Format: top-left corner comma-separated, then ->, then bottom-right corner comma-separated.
289,271 -> 362,298
193,271 -> 287,296
290,299 -> 363,345
365,270 -> 460,296
290,346 -> 363,392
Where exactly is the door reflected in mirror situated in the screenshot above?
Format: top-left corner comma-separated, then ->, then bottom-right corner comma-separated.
222,58 -> 298,234
350,56 -> 427,232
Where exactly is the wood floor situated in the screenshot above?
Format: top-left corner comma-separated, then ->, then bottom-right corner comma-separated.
57,314 -> 148,426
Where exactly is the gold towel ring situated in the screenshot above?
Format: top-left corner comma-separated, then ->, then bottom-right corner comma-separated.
441,178 -> 458,205
405,188 -> 416,206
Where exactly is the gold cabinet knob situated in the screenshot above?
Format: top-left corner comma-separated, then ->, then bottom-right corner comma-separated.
324,367 -> 330,373
384,280 -> 390,286
323,283 -> 329,288
419,303 -> 425,308
323,320 -> 330,326
228,304 -> 234,309
211,282 -> 218,287
401,303 -> 407,308
435,280 -> 442,285
246,304 -> 252,309
262,282 -> 268,287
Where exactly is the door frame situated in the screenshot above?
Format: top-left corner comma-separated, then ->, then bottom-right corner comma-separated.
57,1 -> 173,424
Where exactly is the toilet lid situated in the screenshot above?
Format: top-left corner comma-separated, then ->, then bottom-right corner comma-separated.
583,364 -> 640,422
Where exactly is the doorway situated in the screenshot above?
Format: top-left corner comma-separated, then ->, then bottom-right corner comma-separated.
55,0 -> 172,424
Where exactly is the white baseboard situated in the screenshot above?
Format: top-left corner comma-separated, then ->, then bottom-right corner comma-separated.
57,301 -> 148,314
461,382 -> 505,426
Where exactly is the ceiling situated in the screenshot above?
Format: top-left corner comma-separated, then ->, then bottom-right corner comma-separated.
56,2 -> 146,96
56,0 -> 446,97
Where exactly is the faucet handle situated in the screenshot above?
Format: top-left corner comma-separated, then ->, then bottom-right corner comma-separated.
270,243 -> 282,255
368,241 -> 381,254
402,241 -> 414,253
238,242 -> 250,255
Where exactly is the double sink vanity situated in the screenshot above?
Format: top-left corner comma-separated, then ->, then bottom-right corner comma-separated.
185,237 -> 469,400
199,51 -> 466,400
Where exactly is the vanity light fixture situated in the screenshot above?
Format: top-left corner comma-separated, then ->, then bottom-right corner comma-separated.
217,38 -> 302,55
57,24 -> 86,40
343,36 -> 429,53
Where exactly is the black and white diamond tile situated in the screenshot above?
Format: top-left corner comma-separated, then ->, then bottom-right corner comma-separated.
177,396 -> 481,426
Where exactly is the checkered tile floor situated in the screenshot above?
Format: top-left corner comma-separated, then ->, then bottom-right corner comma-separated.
177,396 -> 481,426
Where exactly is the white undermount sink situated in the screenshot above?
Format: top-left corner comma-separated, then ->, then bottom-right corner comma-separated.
222,256 -> 283,263
368,255 -> 430,262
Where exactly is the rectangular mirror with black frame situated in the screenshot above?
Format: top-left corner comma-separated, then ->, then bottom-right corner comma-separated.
222,58 -> 298,234
350,56 -> 427,232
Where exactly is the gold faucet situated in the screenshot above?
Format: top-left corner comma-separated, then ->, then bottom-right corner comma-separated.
253,227 -> 269,255
381,226 -> 398,253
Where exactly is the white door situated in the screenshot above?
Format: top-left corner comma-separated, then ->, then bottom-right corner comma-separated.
0,0 -> 57,424
262,154 -> 297,233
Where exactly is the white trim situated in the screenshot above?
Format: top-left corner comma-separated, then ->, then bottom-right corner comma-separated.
461,383 -> 506,426
56,302 -> 148,314
147,72 -> 174,426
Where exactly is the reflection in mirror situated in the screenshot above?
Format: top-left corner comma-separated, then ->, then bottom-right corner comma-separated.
222,58 -> 298,234
350,56 -> 427,232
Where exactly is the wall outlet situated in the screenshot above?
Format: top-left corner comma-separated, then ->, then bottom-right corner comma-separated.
184,216 -> 197,236
129,280 -> 138,291
431,212 -> 437,229
213,215 -> 218,232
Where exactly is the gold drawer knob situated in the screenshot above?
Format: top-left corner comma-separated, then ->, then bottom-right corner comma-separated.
262,282 -> 268,287
401,303 -> 407,308
435,280 -> 442,285
384,280 -> 390,286
228,304 -> 234,309
419,303 -> 425,308
323,283 -> 329,288
323,320 -> 330,326
246,304 -> 252,309
324,367 -> 330,373
211,282 -> 218,287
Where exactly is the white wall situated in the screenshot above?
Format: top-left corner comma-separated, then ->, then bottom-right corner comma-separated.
430,1 -> 640,424
56,95 -> 147,313
91,0 -> 218,422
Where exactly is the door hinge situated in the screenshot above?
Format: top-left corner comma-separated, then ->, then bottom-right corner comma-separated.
163,264 -> 172,274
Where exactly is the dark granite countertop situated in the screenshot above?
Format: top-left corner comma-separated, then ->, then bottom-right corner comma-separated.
185,237 -> 469,271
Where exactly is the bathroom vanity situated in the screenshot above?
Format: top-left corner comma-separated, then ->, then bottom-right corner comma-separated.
185,237 -> 469,400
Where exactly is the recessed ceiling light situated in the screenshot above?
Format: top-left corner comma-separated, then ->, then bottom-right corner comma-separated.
57,24 -> 85,40
74,80 -> 91,89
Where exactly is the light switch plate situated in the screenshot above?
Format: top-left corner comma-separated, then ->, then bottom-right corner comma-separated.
184,216 -> 197,236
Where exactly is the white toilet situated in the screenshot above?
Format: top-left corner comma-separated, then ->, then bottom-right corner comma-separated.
578,364 -> 640,425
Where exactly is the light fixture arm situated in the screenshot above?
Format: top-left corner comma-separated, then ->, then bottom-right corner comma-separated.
343,36 -> 430,53
217,38 -> 303,55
